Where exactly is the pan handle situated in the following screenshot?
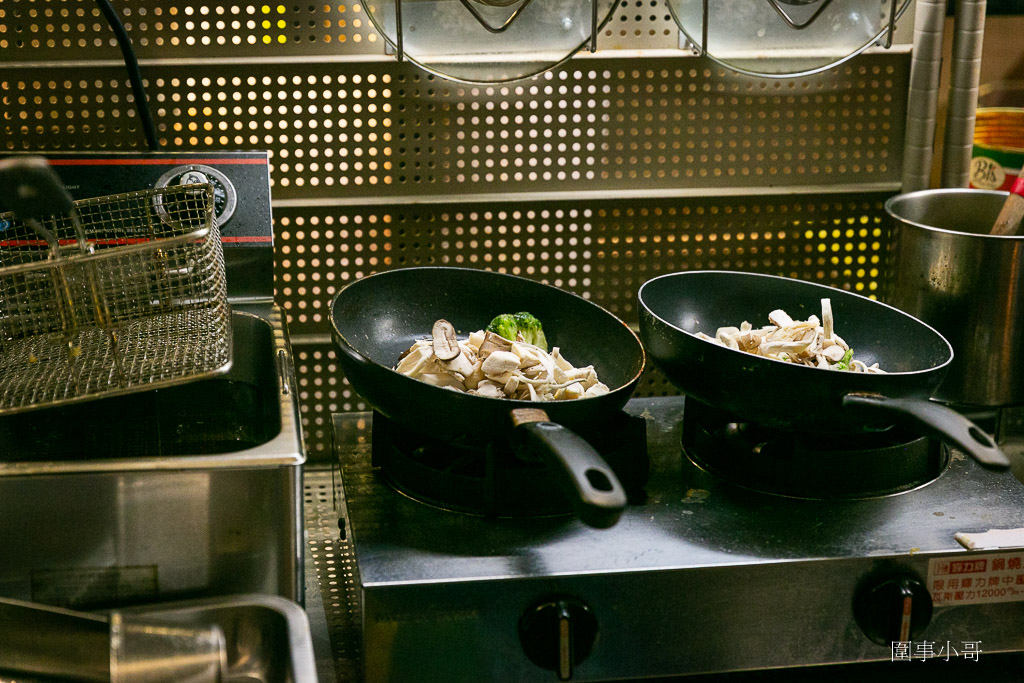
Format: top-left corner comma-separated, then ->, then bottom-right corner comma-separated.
842,393 -> 1011,471
511,409 -> 628,529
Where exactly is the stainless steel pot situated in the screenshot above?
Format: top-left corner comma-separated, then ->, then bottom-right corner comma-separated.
885,188 -> 1024,406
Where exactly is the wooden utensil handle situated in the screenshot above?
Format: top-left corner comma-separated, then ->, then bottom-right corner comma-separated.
992,176 -> 1024,236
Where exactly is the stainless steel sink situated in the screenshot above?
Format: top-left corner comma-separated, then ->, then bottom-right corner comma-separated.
0,306 -> 305,609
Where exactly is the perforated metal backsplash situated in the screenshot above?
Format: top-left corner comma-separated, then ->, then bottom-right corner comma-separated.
2,55 -> 905,196
1,1 -> 911,462
0,0 -> 678,56
281,191 -> 895,457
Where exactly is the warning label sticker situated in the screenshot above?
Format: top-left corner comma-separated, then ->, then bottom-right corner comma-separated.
928,553 -> 1024,606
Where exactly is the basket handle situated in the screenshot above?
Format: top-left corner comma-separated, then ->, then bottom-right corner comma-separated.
0,156 -> 91,255
0,156 -> 74,217
0,157 -> 117,384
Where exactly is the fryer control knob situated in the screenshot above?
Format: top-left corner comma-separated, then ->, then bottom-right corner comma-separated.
854,575 -> 933,646
518,598 -> 598,681
154,164 -> 238,226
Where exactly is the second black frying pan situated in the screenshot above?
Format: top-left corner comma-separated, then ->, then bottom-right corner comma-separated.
330,267 -> 646,528
637,270 -> 1009,470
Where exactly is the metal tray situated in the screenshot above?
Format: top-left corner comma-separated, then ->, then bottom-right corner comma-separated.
118,595 -> 318,683
0,594 -> 316,683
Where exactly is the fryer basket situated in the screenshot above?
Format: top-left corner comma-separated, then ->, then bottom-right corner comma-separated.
0,183 -> 232,415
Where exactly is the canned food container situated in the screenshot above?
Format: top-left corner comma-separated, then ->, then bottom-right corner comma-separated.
885,188 -> 1024,406
970,108 -> 1024,191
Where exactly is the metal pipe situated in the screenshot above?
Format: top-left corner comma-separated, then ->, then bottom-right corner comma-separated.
901,0 -> 947,192
941,0 -> 987,188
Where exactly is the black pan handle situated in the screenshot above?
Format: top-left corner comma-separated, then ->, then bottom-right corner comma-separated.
511,409 -> 627,529
842,393 -> 1011,471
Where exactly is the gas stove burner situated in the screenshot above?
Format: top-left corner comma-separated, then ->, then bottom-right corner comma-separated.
371,411 -> 648,517
681,401 -> 949,499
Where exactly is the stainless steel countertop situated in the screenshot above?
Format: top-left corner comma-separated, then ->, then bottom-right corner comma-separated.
335,398 -> 1024,587
305,397 -> 1024,682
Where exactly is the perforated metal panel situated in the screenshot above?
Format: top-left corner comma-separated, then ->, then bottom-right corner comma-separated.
304,467 -> 363,682
1,0 -> 913,464
0,0 -> 383,56
2,55 -> 906,195
0,0 -> 677,57
275,192 -> 893,335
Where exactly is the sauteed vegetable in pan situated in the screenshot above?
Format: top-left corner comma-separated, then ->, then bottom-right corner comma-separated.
395,317 -> 610,401
638,270 -> 1010,470
697,298 -> 884,373
330,267 -> 646,529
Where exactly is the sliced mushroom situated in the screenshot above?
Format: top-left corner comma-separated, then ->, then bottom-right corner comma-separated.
478,331 -> 512,359
462,361 -> 486,390
716,326 -> 742,350
821,298 -> 834,340
397,321 -> 609,402
551,348 -> 574,372
760,338 -> 815,357
467,329 -> 487,350
768,309 -> 794,328
481,350 -> 521,377
523,363 -> 547,379
431,319 -> 460,361
442,351 -> 477,379
821,345 -> 846,363
737,329 -> 762,353
395,344 -> 433,376
471,380 -> 505,399
555,382 -> 585,400
697,301 -> 883,373
559,366 -> 595,383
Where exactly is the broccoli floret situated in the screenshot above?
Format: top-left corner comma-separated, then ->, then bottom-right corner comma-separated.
835,348 -> 854,370
486,313 -> 519,343
486,311 -> 548,350
512,311 -> 547,350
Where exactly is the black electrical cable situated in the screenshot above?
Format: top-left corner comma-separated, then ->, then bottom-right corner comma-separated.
94,0 -> 160,151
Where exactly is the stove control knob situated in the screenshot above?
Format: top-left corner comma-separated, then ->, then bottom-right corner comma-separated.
854,575 -> 933,646
518,598 -> 598,681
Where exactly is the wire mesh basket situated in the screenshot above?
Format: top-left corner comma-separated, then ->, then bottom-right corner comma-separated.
0,183 -> 232,415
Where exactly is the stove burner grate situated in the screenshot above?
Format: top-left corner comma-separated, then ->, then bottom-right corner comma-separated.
371,411 -> 649,517
681,401 -> 949,499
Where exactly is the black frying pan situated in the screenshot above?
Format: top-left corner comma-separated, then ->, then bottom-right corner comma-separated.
637,270 -> 1010,470
330,267 -> 646,528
